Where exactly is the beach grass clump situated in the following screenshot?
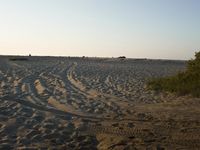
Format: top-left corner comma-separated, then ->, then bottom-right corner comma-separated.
148,51 -> 200,97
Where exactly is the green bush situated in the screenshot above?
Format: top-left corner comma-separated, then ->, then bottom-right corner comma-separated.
148,51 -> 200,97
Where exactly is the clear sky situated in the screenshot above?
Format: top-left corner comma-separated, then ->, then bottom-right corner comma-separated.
0,0 -> 199,59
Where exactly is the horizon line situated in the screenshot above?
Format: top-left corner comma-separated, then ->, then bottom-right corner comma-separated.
0,54 -> 188,61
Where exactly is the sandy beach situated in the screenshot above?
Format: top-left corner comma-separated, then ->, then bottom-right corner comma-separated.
0,56 -> 200,149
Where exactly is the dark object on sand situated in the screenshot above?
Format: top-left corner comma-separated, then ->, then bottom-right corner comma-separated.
9,57 -> 29,61
118,56 -> 126,59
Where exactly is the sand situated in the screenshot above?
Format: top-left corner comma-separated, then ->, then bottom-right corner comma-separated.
0,56 -> 200,149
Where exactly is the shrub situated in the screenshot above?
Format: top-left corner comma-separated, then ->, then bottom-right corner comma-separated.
147,51 -> 200,97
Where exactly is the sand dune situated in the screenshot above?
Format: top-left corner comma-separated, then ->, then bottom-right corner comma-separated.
0,56 -> 199,149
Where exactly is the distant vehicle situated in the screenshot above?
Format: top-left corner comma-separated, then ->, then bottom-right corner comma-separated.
118,56 -> 126,59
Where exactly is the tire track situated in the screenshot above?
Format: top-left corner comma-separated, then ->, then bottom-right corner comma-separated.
78,124 -> 151,138
169,133 -> 200,147
0,95 -> 102,120
66,63 -> 125,112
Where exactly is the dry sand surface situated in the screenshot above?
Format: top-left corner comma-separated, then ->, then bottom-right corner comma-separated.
0,56 -> 200,149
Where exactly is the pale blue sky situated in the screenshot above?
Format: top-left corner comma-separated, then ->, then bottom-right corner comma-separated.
0,0 -> 199,59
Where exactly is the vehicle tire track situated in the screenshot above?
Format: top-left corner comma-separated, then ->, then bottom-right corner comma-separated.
78,124 -> 151,138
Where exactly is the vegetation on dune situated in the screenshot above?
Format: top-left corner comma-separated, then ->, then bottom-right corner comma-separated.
148,51 -> 200,97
